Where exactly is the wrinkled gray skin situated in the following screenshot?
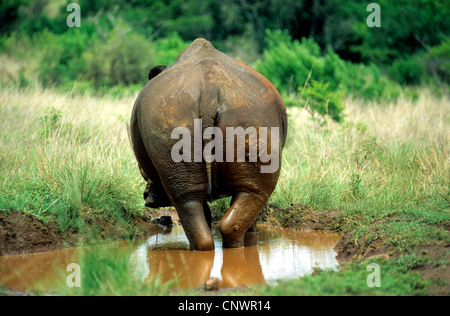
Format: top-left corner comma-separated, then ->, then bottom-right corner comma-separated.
130,38 -> 287,250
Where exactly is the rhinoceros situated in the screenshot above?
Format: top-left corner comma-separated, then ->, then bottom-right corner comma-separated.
130,38 -> 287,250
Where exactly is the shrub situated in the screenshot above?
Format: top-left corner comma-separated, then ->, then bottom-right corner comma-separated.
38,22 -> 156,89
389,56 -> 426,85
424,40 -> 450,85
345,63 -> 401,100
161,15 -> 215,40
39,29 -> 90,86
152,32 -> 190,66
301,80 -> 345,122
83,25 -> 154,87
255,30 -> 323,94
256,29 -> 402,106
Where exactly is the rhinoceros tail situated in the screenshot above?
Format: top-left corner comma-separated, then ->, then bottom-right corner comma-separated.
206,161 -> 212,202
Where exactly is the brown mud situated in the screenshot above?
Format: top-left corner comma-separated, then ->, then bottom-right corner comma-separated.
0,210 -> 156,256
0,212 -> 75,256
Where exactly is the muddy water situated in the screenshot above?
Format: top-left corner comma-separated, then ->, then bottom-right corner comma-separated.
0,224 -> 341,291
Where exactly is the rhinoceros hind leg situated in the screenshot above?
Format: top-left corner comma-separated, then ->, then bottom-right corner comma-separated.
219,192 -> 268,248
175,200 -> 214,251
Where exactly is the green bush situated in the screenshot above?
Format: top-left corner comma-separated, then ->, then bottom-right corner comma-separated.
301,80 -> 344,122
351,0 -> 448,66
389,56 -> 426,85
35,25 -> 188,91
39,29 -> 91,87
424,40 -> 450,85
162,15 -> 215,40
37,20 -> 160,89
83,25 -> 154,87
152,32 -> 190,66
345,63 -> 401,100
255,29 -> 401,103
255,30 -> 323,94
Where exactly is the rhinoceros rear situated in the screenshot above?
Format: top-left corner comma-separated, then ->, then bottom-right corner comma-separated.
130,38 -> 287,250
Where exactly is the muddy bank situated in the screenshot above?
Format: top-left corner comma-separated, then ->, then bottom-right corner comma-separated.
0,212 -> 72,256
1,205 -> 342,256
332,215 -> 450,295
0,210 -> 156,256
260,203 -> 346,231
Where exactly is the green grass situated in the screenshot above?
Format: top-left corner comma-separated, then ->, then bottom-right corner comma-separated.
252,257 -> 432,296
269,92 -> 449,231
0,84 -> 146,240
58,244 -> 174,296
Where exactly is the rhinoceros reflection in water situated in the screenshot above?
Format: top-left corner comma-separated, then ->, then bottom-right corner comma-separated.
129,224 -> 341,289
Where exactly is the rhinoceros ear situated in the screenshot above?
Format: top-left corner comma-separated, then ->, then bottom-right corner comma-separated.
148,65 -> 166,81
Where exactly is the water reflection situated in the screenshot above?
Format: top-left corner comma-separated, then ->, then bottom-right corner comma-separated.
130,224 -> 342,289
0,248 -> 76,292
0,224 -> 342,291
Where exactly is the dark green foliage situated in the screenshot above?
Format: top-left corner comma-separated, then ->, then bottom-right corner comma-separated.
151,32 -> 190,66
1,0 -> 448,94
39,28 -> 90,87
302,80 -> 344,122
255,30 -> 324,93
351,0 -> 449,64
0,0 -> 29,34
255,30 -> 402,121
34,18 -> 189,90
424,40 -> 450,85
83,25 -> 154,87
389,56 -> 426,86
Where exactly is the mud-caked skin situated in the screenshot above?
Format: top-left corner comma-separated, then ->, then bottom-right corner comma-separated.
130,38 -> 287,250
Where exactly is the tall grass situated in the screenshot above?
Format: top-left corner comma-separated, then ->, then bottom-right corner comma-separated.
271,91 -> 449,216
0,84 -> 144,237
266,90 -> 449,260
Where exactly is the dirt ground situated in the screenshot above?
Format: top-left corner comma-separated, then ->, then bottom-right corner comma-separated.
0,212 -> 74,256
0,211 -> 156,256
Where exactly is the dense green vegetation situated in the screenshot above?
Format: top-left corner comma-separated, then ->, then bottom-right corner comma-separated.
3,0 -> 448,66
1,0 -> 449,120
